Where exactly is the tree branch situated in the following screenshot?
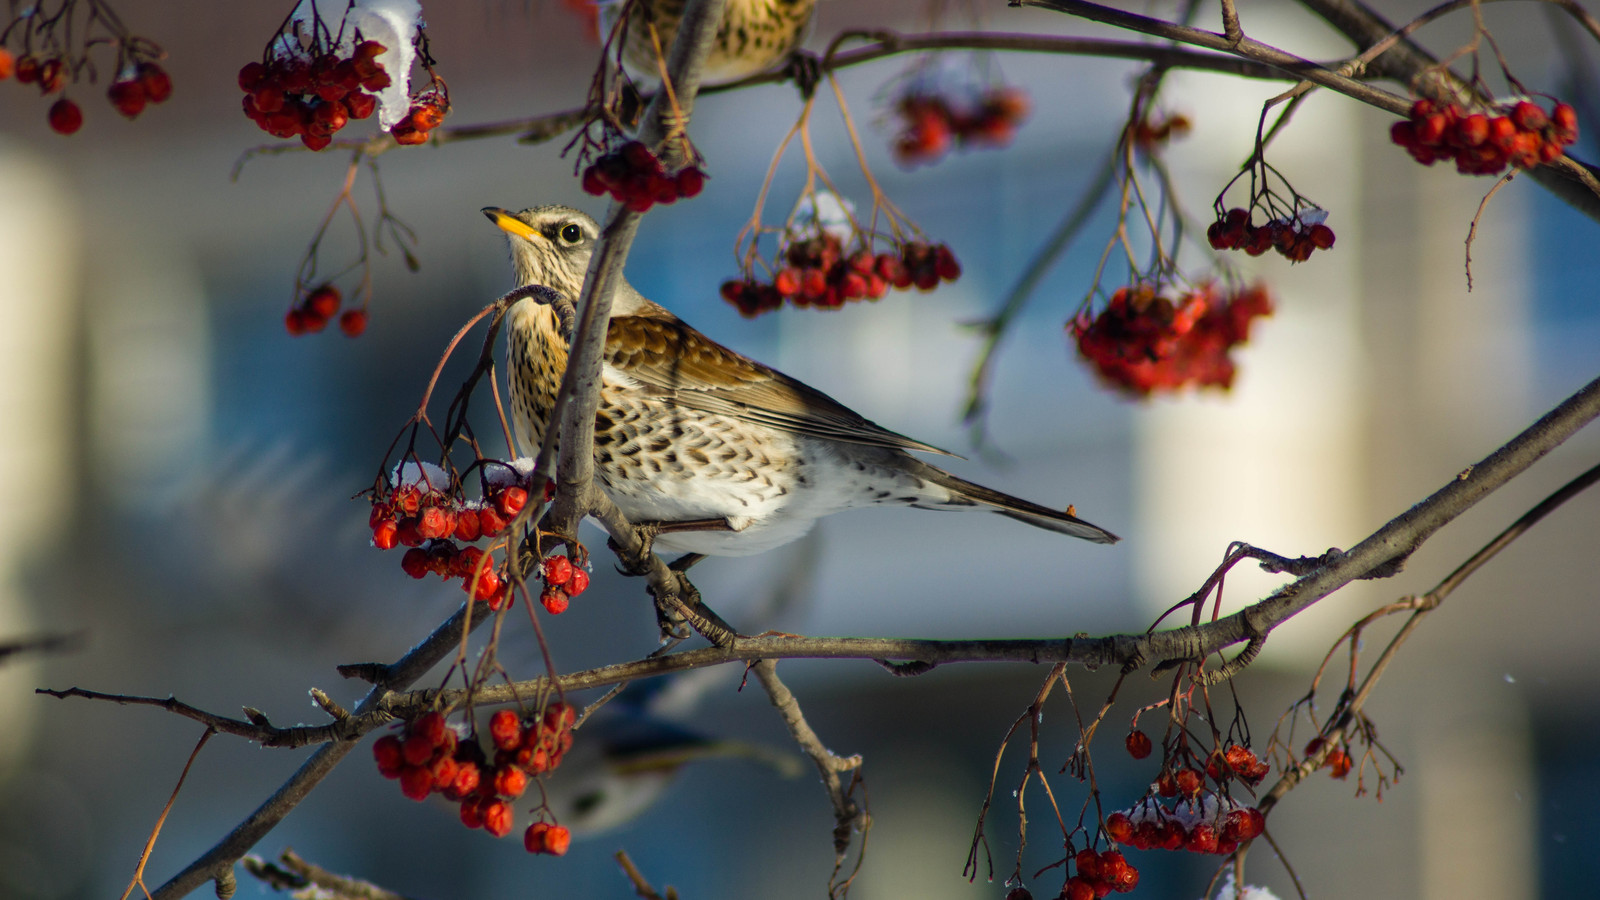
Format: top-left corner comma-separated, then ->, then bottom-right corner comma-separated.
145,602 -> 489,900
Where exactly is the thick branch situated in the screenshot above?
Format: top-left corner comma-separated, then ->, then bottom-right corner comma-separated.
546,0 -> 728,540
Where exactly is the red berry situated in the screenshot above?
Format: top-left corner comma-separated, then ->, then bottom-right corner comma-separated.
339,308 -> 369,337
413,711 -> 448,747
774,267 -> 802,297
372,519 -> 399,550
108,80 -> 148,119
373,734 -> 405,777
490,709 -> 524,751
398,765 -> 434,800
933,244 -> 961,281
344,92 -> 377,120
1105,811 -> 1133,843
0,49 -> 16,80
540,586 -> 570,615
544,702 -> 578,730
524,821 -> 551,854
453,509 -> 482,542
417,506 -> 450,539
284,309 -> 310,336
493,764 -> 528,798
459,797 -> 486,829
581,166 -> 607,195
448,760 -> 481,799
1326,748 -> 1352,779
47,98 -> 83,135
565,568 -> 589,597
1155,771 -> 1178,797
464,567 -> 502,601
496,487 -> 528,517
675,166 -> 705,198
400,547 -> 429,579
1074,848 -> 1100,881
1063,877 -> 1094,900
1124,730 -> 1152,759
1511,100 -> 1548,132
37,58 -> 64,93
1307,223 -> 1335,249
542,555 -> 573,586
482,799 -> 514,837
543,824 -> 572,856
477,506 -> 508,537
306,285 -> 341,318
1174,767 -> 1203,796
138,63 -> 173,104
1185,823 -> 1219,854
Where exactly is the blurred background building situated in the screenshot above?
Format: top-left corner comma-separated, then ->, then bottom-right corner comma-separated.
0,2 -> 1597,898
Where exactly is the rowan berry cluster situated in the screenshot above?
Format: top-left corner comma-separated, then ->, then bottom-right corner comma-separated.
1072,283 -> 1274,397
719,235 -> 962,318
1303,736 -> 1353,779
372,706 -> 575,855
1104,795 -> 1265,855
1390,98 -> 1578,175
1061,848 -> 1140,899
580,141 -> 707,212
284,284 -> 369,337
369,460 -> 576,612
238,40 -> 388,150
1206,207 -> 1335,262
388,88 -> 449,145
890,86 -> 1031,167
2,2 -> 169,135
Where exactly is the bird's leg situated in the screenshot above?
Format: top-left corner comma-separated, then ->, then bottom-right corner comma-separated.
612,517 -> 733,572
669,553 -> 705,572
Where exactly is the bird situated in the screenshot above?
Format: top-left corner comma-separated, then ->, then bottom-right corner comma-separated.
598,0 -> 816,85
482,204 -> 1119,560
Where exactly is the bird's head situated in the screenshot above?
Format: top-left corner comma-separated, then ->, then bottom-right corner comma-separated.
482,205 -> 600,299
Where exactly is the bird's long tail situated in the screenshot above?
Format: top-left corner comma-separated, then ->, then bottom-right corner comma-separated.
918,465 -> 1120,544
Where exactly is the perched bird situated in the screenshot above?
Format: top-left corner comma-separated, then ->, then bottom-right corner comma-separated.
598,0 -> 816,84
483,205 -> 1119,559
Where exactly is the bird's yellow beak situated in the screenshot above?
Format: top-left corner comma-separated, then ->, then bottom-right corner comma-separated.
482,207 -> 539,241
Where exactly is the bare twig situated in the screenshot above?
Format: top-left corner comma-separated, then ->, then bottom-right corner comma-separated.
243,849 -> 419,900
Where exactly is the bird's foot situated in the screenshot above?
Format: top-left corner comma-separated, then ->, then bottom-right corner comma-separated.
784,49 -> 823,99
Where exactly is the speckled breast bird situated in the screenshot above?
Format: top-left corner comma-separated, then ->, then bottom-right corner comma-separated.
599,0 -> 816,84
483,205 -> 1119,558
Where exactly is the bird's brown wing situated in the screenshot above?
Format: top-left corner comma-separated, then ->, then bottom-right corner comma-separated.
605,313 -> 958,456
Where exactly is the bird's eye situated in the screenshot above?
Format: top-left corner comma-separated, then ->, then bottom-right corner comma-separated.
560,223 -> 583,244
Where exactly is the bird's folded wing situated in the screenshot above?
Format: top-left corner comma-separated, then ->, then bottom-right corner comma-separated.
605,314 -> 958,457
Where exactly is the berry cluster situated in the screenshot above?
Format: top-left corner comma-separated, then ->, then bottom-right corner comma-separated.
238,40 -> 389,150
2,2 -> 169,135
1391,98 -> 1578,175
369,460 -> 574,612
1062,848 -> 1139,899
389,88 -> 449,145
891,86 -> 1031,167
1104,795 -> 1266,855
537,554 -> 589,615
1071,283 -> 1274,397
372,707 -> 575,855
1303,736 -> 1353,779
580,141 -> 707,212
284,284 -> 369,337
1206,207 -> 1335,262
720,235 -> 961,318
